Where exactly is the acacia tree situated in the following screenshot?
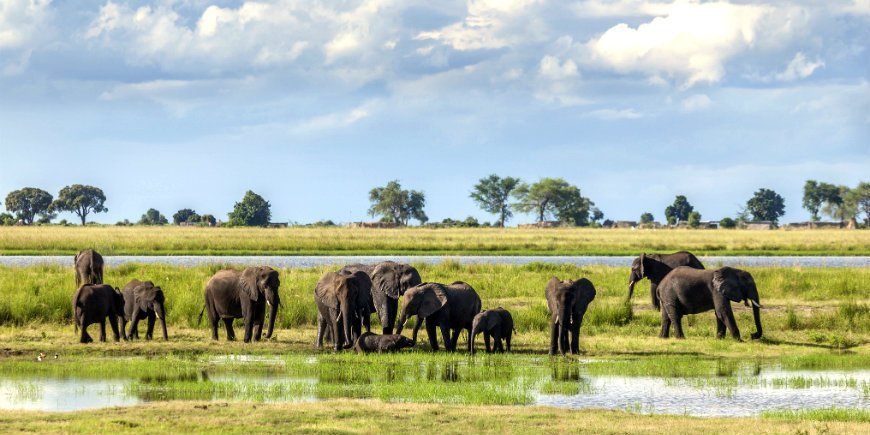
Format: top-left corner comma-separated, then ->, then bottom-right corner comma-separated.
368,180 -> 428,225
469,174 -> 521,227
847,182 -> 870,226
803,180 -> 839,222
746,188 -> 786,224
512,178 -> 598,226
138,208 -> 168,225
50,184 -> 107,225
228,191 -> 271,226
4,187 -> 53,225
664,195 -> 694,225
173,208 -> 201,225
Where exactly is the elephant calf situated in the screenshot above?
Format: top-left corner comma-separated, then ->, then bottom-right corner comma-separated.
470,307 -> 514,354
119,279 -> 168,341
353,332 -> 414,353
72,284 -> 123,343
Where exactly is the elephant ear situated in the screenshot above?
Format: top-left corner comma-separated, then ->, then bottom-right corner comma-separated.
315,272 -> 340,309
573,278 -> 596,305
372,263 -> 402,299
133,281 -> 158,306
638,254 -> 646,277
712,267 -> 744,303
418,284 -> 448,319
545,277 -> 561,313
352,271 -> 372,306
240,267 -> 260,302
399,265 -> 422,295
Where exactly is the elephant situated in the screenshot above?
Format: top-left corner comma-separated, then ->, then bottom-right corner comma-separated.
396,281 -> 481,352
628,251 -> 704,309
201,266 -> 281,342
74,249 -> 104,288
340,261 -> 422,334
119,279 -> 168,341
656,266 -> 763,340
72,284 -> 123,343
353,332 -> 414,353
546,277 -> 596,355
470,307 -> 514,354
315,271 -> 370,350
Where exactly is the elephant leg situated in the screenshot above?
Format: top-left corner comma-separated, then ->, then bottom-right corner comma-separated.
242,312 -> 255,343
440,323 -> 453,352
559,325 -> 570,355
223,318 -> 236,341
449,328 -> 461,352
659,308 -> 671,338
253,303 -> 265,342
119,317 -> 128,341
506,331 -> 512,352
492,331 -> 503,353
363,312 -> 371,334
715,314 -> 726,339
99,319 -> 107,342
129,310 -> 140,340
80,322 -> 93,343
425,318 -> 439,351
109,314 -> 121,342
315,314 -> 325,348
331,318 -> 342,351
146,314 -> 156,340
722,308 -> 741,340
210,317 -> 220,341
483,332 -> 491,353
668,307 -> 685,339
383,299 -> 398,335
570,323 -> 581,354
549,321 -> 559,355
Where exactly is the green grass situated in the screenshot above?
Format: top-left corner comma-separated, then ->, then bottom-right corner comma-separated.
763,407 -> 870,423
1,226 -> 869,255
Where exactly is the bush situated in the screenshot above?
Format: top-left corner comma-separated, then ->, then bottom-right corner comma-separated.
719,217 -> 737,229
687,211 -> 702,228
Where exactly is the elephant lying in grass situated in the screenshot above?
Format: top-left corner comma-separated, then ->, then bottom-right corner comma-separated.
353,332 -> 414,353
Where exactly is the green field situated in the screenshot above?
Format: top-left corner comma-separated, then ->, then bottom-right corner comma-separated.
1,226 -> 869,256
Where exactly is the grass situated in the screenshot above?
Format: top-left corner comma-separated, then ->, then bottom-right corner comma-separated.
762,407 -> 870,423
0,400 -> 866,433
1,226 -> 869,256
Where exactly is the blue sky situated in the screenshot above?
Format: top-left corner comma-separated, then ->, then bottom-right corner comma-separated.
1,0 -> 868,225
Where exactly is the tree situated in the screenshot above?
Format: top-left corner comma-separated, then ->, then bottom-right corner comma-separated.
719,217 -> 737,229
4,187 -> 53,225
469,175 -> 521,227
173,208 -> 201,225
228,191 -> 272,226
820,185 -> 852,223
664,195 -> 694,225
138,208 -> 168,225
50,184 -> 107,225
201,214 -> 217,226
803,180 -> 840,222
0,213 -> 15,226
746,188 -> 786,224
512,178 -> 597,225
639,212 -> 654,225
847,181 -> 870,226
368,180 -> 428,225
687,211 -> 702,228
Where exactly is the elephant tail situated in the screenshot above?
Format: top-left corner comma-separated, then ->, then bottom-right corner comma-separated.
72,286 -> 83,332
651,287 -> 661,310
197,305 -> 205,326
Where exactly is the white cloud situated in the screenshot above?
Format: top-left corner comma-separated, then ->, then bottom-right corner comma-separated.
583,1 -> 773,87
0,0 -> 51,50
538,55 -> 578,80
571,0 -> 672,18
681,93 -> 711,111
584,108 -> 643,120
775,52 -> 824,82
415,0 -> 542,50
290,101 -> 378,134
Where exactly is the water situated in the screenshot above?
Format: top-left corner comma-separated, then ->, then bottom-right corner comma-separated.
1,360 -> 867,416
1,255 -> 868,268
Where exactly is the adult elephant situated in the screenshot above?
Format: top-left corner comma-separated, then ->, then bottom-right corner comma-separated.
627,251 -> 704,309
546,277 -> 596,355
395,281 -> 481,352
74,249 -> 104,288
72,284 -> 123,343
120,279 -> 168,341
340,261 -> 422,334
657,266 -> 762,340
201,266 -> 280,342
315,271 -> 368,351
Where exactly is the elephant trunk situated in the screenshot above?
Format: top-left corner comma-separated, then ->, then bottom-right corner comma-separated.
395,310 -> 407,337
470,321 -> 482,354
341,302 -> 354,349
155,302 -> 168,340
266,295 -> 279,339
558,305 -> 571,354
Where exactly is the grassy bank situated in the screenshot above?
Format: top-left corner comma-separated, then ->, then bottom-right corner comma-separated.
1,226 -> 869,256
0,400 -> 867,433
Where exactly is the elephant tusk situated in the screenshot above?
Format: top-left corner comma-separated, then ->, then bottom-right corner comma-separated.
555,315 -> 560,324
267,301 -> 271,307
750,300 -> 762,309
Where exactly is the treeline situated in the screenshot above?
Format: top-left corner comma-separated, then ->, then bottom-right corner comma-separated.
2,178 -> 869,228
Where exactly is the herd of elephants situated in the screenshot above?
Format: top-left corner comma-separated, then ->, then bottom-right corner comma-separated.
71,249 -> 763,355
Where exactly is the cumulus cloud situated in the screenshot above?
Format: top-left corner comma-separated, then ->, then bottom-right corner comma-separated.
0,0 -> 51,50
570,0 -> 672,18
415,0 -> 542,50
775,52 -> 824,81
583,1 -> 772,87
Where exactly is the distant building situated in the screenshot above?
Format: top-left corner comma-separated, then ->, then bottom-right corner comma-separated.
743,221 -> 774,230
517,221 -> 560,229
613,221 -> 637,229
783,221 -> 843,229
267,222 -> 289,228
346,222 -> 400,229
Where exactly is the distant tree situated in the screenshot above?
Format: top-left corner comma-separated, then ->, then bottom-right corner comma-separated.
746,188 -> 786,224
115,219 -> 132,226
173,208 -> 201,225
228,191 -> 272,226
308,220 -> 336,227
201,214 -> 217,226
4,187 -> 53,225
687,211 -> 702,228
820,185 -> 851,223
719,217 -> 737,229
803,180 -> 840,222
469,175 -> 521,227
847,182 -> 870,226
50,184 -> 107,225
512,178 -> 597,225
368,180 -> 428,225
664,195 -> 694,225
463,216 -> 480,227
639,212 -> 654,225
138,208 -> 168,225
0,213 -> 15,226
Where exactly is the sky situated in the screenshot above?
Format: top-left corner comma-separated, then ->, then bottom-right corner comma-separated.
1,0 -> 868,225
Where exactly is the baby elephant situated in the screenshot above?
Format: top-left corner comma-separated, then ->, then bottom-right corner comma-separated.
353,332 -> 414,353
120,279 -> 168,341
72,284 -> 123,343
470,307 -> 514,354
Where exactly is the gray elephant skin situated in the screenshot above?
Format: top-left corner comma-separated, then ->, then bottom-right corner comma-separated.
396,281 -> 481,352
72,284 -> 123,343
340,261 -> 422,334
628,251 -> 704,309
353,332 -> 414,353
546,277 -> 596,355
201,266 -> 280,342
657,266 -> 763,340
315,271 -> 370,350
74,249 -> 104,288
470,307 -> 514,354
120,279 -> 168,341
